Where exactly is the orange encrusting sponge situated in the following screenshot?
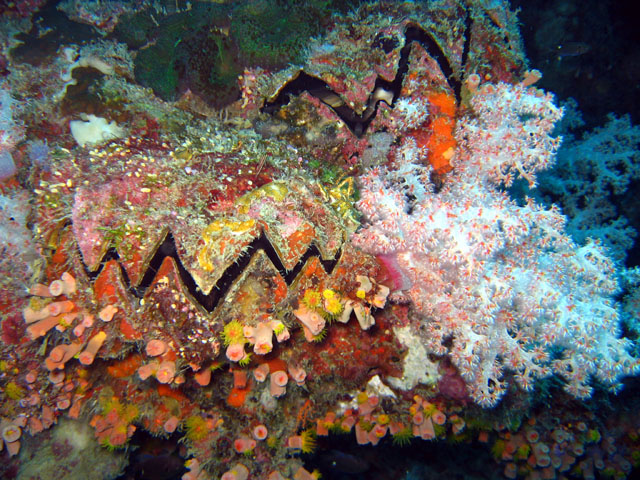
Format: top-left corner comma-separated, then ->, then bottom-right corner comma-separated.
410,91 -> 457,175
426,92 -> 456,174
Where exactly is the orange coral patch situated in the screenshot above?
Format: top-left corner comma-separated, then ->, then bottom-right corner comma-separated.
233,369 -> 248,389
107,354 -> 143,378
93,261 -> 120,302
410,128 -> 430,150
156,258 -> 175,278
119,318 -> 142,340
272,274 -> 287,304
287,224 -> 314,252
51,249 -> 67,265
302,257 -> 322,278
157,384 -> 187,403
266,358 -> 287,374
162,349 -> 177,362
425,91 -> 457,174
427,117 -> 456,174
227,387 -> 248,408
428,91 -> 456,117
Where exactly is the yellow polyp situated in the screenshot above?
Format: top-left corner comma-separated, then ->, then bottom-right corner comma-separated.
272,321 -> 286,335
202,218 -> 255,237
322,289 -> 335,299
300,429 -> 317,454
58,315 -> 73,329
235,181 -> 289,213
302,289 -> 322,310
5,381 -> 25,400
515,444 -> 531,460
377,414 -> 390,425
173,147 -> 192,160
227,219 -> 256,234
358,419 -> 374,432
29,296 -> 52,312
222,320 -> 246,346
197,246 -> 216,272
312,328 -> 327,342
238,351 -> 252,367
203,220 -> 224,235
323,296 -> 343,316
392,426 -> 413,446
442,146 -> 455,161
100,396 -> 122,416
198,218 -> 256,271
422,402 -> 437,417
123,404 -> 140,423
185,416 -> 209,442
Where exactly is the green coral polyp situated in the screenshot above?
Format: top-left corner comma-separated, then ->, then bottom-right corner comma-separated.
185,416 -> 210,442
4,381 -> 25,400
392,427 -> 413,447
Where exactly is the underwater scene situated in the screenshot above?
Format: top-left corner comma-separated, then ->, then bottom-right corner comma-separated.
1,0 -> 639,479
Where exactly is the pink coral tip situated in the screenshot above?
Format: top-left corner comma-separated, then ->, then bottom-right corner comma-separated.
99,304 -> 118,322
193,368 -> 211,387
431,410 -> 446,426
48,279 -> 65,297
226,343 -> 246,363
272,370 -> 288,387
2,424 -> 22,443
25,371 -> 38,384
253,363 -> 269,382
287,364 -> 306,385
164,416 -> 180,433
252,424 -> 268,441
137,362 -> 158,381
6,439 -> 20,457
233,436 -> 256,454
146,339 -> 168,357
221,464 -> 249,480
48,370 -> 65,384
56,397 -> 71,410
155,361 -> 176,384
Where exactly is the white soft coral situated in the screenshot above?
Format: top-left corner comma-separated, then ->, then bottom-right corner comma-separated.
353,82 -> 639,406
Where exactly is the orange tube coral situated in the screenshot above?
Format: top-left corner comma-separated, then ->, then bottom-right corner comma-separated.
270,371 -> 287,397
45,342 -> 83,370
48,272 -> 76,297
79,331 -> 107,365
145,339 -> 168,357
155,360 -> 176,384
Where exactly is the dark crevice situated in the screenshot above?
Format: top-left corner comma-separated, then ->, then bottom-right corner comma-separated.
404,23 -> 461,100
9,0 -> 99,66
261,21 -> 468,137
461,12 -> 473,75
82,231 -> 342,313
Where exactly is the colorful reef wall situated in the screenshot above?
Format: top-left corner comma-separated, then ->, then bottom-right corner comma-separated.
1,1 -> 639,479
